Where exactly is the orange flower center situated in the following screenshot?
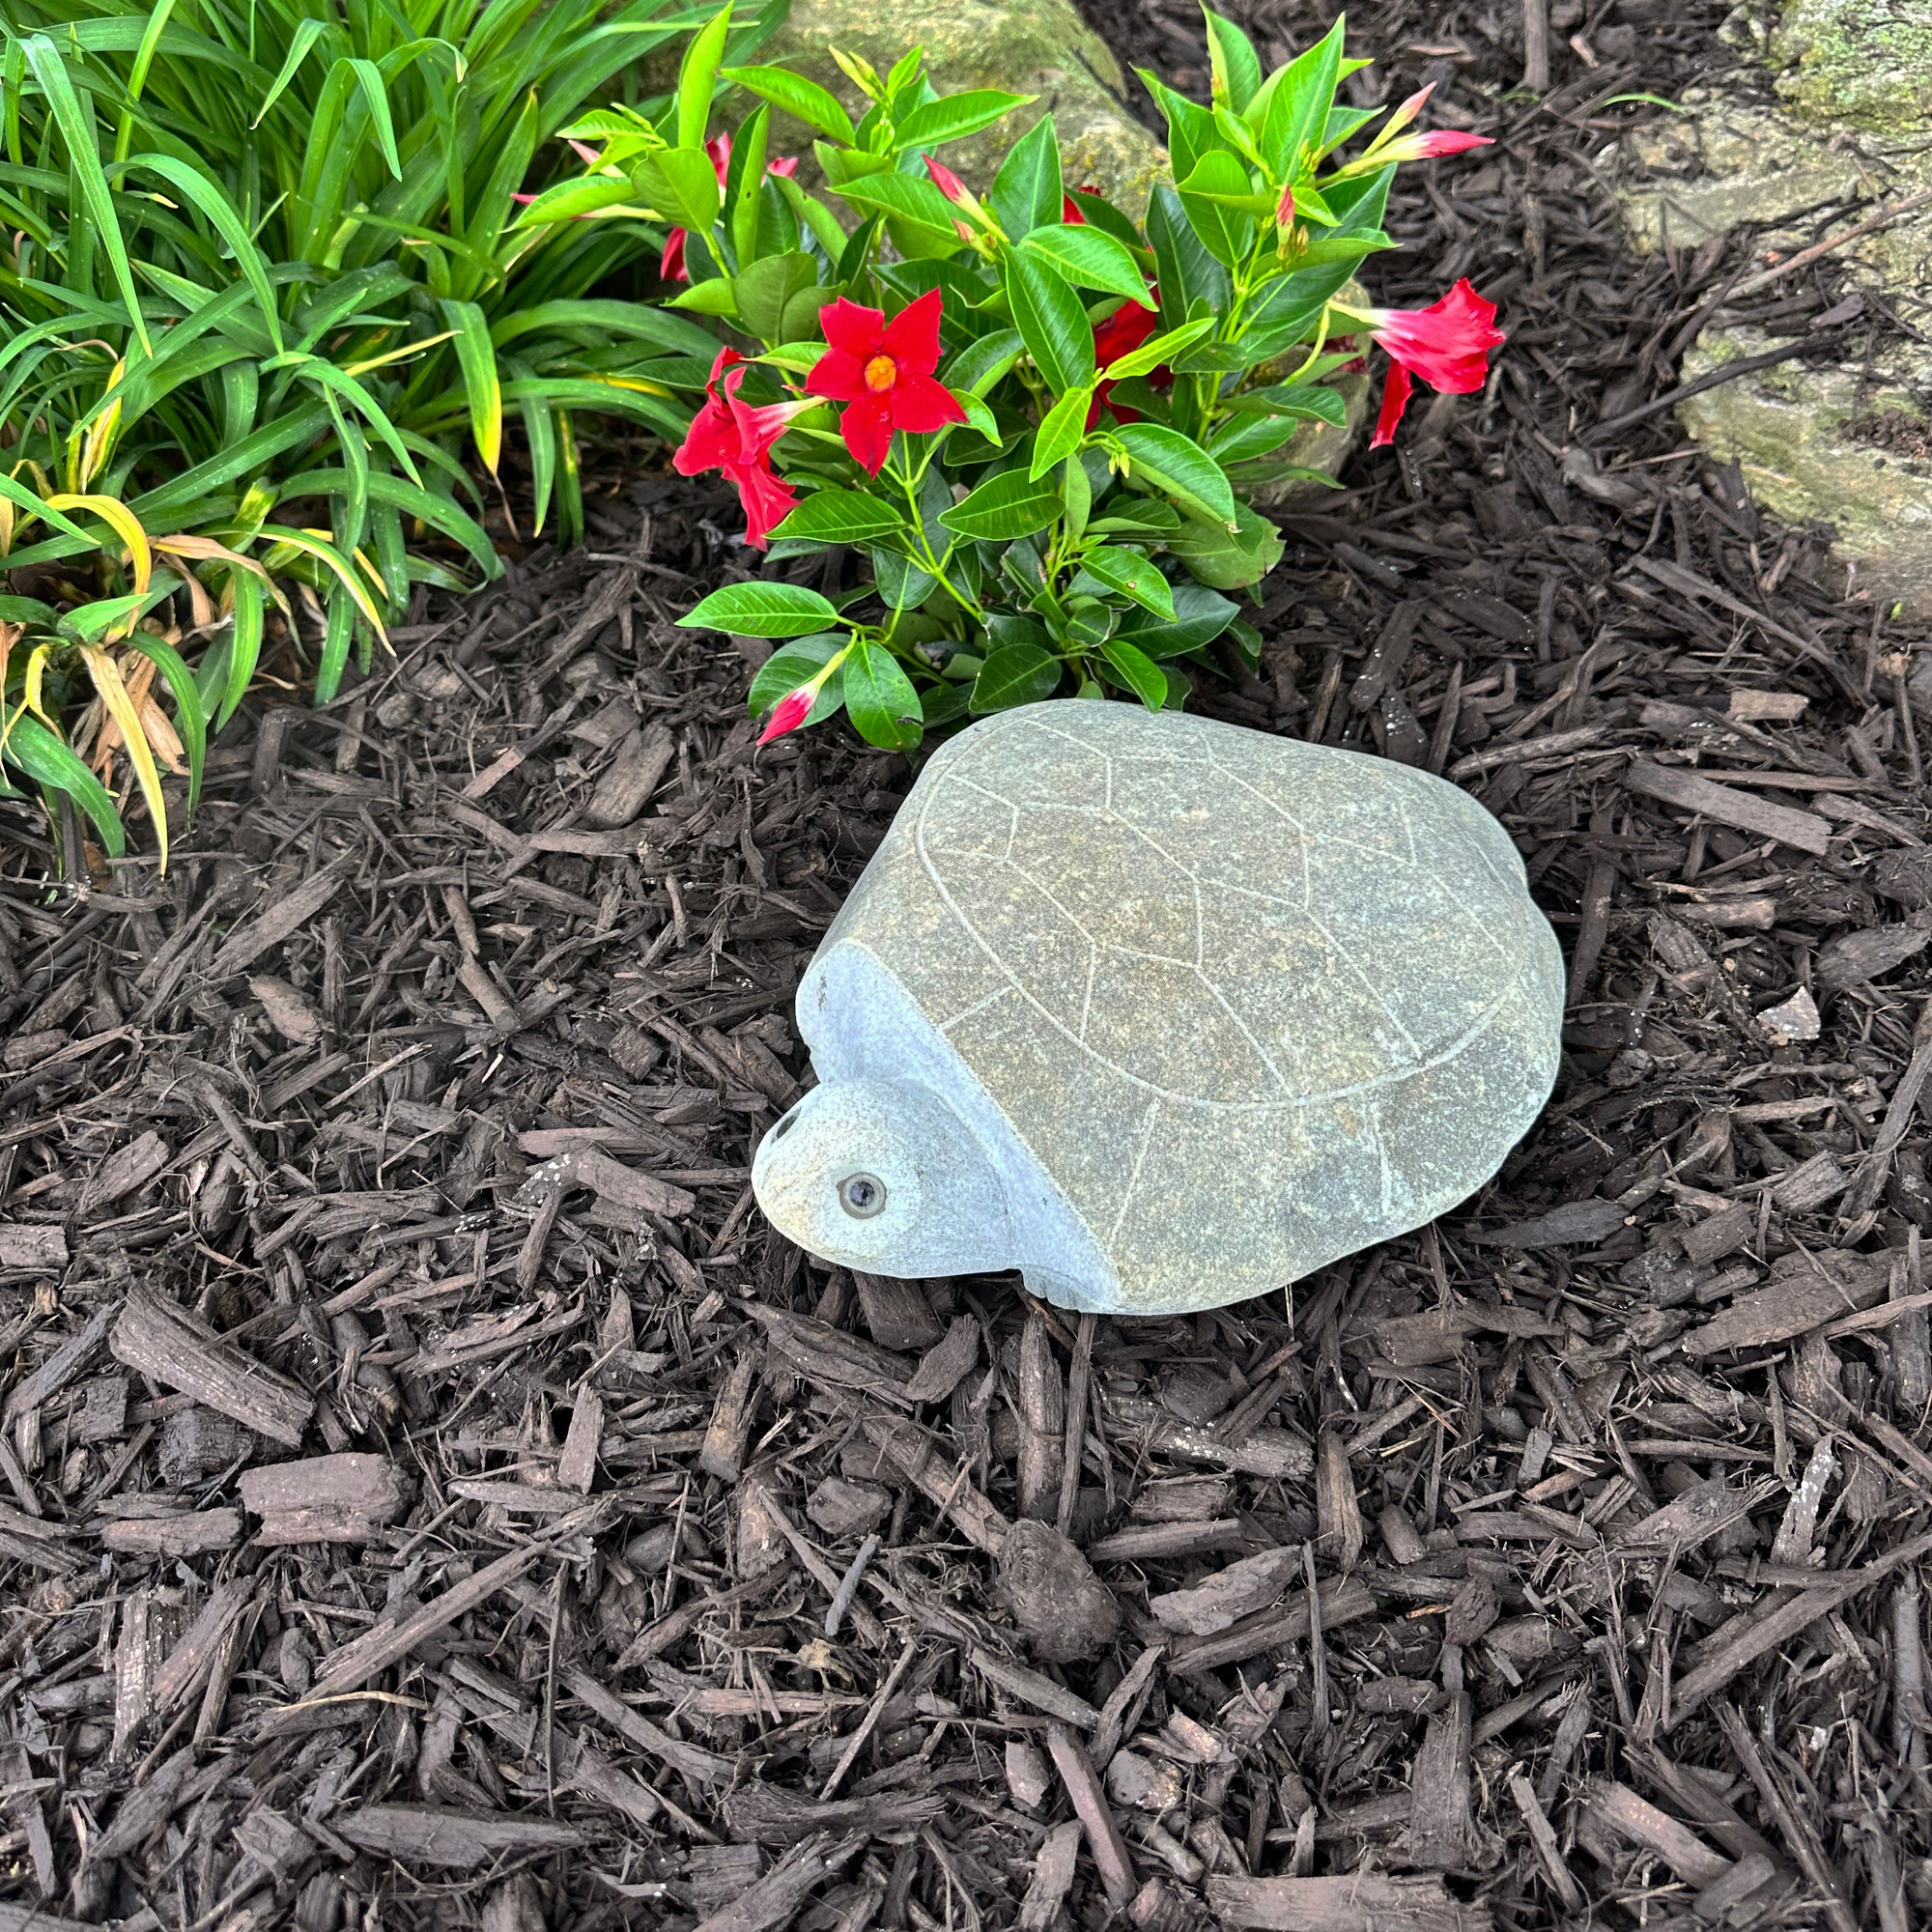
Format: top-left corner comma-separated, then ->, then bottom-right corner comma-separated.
863,354 -> 897,394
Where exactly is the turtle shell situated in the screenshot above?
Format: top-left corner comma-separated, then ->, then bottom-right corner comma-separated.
808,700 -> 1566,1313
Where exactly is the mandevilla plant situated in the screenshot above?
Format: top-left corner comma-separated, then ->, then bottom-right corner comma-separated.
594,4 -> 1502,749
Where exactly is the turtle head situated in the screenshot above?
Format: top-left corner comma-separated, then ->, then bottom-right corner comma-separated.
753,1077 -> 1014,1278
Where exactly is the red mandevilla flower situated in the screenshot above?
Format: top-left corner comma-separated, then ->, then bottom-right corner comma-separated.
1357,279 -> 1505,447
673,347 -> 811,548
805,290 -> 966,475
661,135 -> 798,282
1087,295 -> 1167,429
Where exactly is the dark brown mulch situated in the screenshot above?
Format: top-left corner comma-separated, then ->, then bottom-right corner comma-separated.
2,0 -> 1930,1928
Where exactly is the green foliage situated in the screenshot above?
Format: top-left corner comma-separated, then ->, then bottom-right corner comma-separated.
0,0 -> 771,860
618,3 -> 1503,750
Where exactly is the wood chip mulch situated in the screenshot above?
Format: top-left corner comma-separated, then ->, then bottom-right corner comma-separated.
1,0 -> 1929,1928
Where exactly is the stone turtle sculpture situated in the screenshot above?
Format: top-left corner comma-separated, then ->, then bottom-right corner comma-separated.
753,700 -> 1565,1315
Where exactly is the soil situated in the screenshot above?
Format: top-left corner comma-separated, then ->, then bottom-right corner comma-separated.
2,1 -> 1930,1929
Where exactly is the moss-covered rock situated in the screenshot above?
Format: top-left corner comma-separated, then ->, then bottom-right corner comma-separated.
1617,0 -> 1932,607
1677,327 -> 1932,617
750,0 -> 1166,214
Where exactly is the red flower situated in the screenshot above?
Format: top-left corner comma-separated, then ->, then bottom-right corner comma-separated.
660,135 -> 798,282
805,290 -> 965,475
1061,185 -> 1100,224
1355,280 -> 1505,446
1087,297 -> 1162,429
673,347 -> 810,547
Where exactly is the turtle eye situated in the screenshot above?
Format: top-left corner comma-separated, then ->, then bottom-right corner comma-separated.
838,1173 -> 887,1218
770,1106 -> 800,1141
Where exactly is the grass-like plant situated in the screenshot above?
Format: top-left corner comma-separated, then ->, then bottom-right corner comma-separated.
0,0 -> 773,865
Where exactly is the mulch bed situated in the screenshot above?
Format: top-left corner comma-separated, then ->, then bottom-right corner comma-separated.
2,0 -> 1929,1928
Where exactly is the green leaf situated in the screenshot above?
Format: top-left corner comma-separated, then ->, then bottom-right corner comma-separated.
1176,150 -> 1257,266
1020,223 -> 1150,302
894,89 -> 1032,152
1003,249 -> 1094,397
971,642 -> 1061,713
769,490 -> 909,544
1204,8 -> 1264,113
1100,634 -> 1167,710
748,633 -> 846,726
1030,384 -> 1094,480
678,1 -> 734,151
1260,16 -> 1347,178
20,36 -> 149,354
843,640 -> 923,749
1145,184 -> 1231,332
668,276 -> 739,315
989,113 -> 1060,239
438,298 -> 502,474
1119,580 -> 1239,657
682,582 -> 841,637
1138,70 -> 1222,187
1164,499 -> 1286,589
873,548 -> 937,611
946,328 -> 1024,396
736,250 -> 819,342
1208,413 -> 1303,464
1115,423 -> 1237,530
1,713 -> 125,857
1080,546 -> 1175,619
1230,383 -> 1350,424
832,170 -> 966,252
940,469 -> 1062,542
632,146 -> 723,232
1102,317 -> 1215,381
722,65 -> 857,144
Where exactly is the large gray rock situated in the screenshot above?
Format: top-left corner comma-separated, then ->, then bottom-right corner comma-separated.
1619,0 -> 1932,612
752,701 -> 1565,1316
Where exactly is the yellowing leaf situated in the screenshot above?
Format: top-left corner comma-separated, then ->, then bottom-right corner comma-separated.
81,646 -> 170,871
48,494 -> 152,601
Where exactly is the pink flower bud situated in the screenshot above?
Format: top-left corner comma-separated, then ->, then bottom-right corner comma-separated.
1274,183 -> 1295,227
926,157 -> 973,206
758,686 -> 814,744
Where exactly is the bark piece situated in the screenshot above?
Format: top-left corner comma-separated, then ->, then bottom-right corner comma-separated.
997,1518 -> 1119,1662
1316,1432 -> 1364,1566
692,1831 -> 861,1932
99,1508 -> 242,1557
310,1543 -> 547,1700
557,1386 -> 603,1492
1625,761 -> 1832,856
332,1804 -> 583,1870
851,1272 -> 944,1352
699,1354 -> 758,1482
1007,1741 -> 1052,1810
1404,1691 -> 1485,1870
79,1376 -> 128,1443
153,1577 -> 254,1715
1689,1251 -> 1889,1355
1167,1575 -> 1378,1675
1047,1725 -> 1137,1911
239,1454 -> 410,1544
1208,1873 -> 1492,1930
1149,1548 -> 1301,1637
902,1317 -> 979,1404
0,1226 -> 67,1272
519,1144 -> 696,1220
584,722 -> 675,829
968,1646 -> 1102,1730
248,975 -> 324,1045
208,864 -> 347,978
1016,1310 -> 1065,1521
111,1291 -> 312,1447
720,1787 -> 942,1846
750,1308 -> 914,1403
1580,1780 -> 1728,1886
5,1305 -> 117,1422
1018,1821 -> 1082,1932
77,1130 -> 170,1215
806,1476 -> 889,1539
157,1407 -> 254,1485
